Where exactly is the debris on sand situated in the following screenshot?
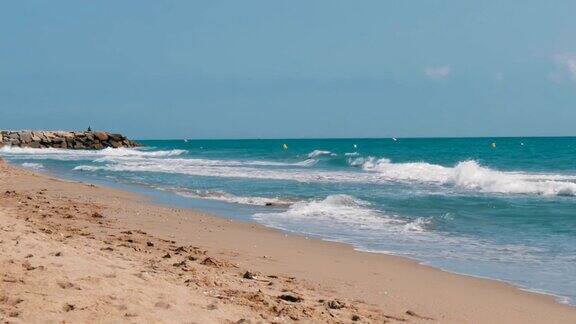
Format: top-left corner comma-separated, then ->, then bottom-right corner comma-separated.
327,299 -> 345,310
243,271 -> 256,280
22,261 -> 36,271
91,212 -> 104,218
406,310 -> 434,320
173,260 -> 187,268
278,294 -> 303,303
200,257 -> 221,267
63,303 -> 75,312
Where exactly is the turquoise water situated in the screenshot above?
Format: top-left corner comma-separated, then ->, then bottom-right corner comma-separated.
2,137 -> 576,304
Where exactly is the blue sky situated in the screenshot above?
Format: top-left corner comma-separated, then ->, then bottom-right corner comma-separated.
1,1 -> 576,139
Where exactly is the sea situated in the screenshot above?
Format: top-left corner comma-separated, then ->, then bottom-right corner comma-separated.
1,137 -> 575,305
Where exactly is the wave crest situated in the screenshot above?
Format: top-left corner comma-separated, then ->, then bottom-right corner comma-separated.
21,162 -> 44,170
307,150 -> 335,158
253,194 -> 431,233
0,146 -> 186,160
362,158 -> 576,196
167,188 -> 293,206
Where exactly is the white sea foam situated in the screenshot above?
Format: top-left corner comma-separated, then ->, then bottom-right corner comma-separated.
0,146 -> 186,160
21,162 -> 44,170
361,157 -> 448,182
255,195 -> 393,228
73,161 -> 363,183
307,150 -> 335,158
7,144 -> 576,197
253,194 -> 429,234
74,157 -> 576,196
362,158 -> 576,196
254,195 -> 551,260
403,217 -> 431,232
347,156 -> 371,167
100,148 -> 187,157
294,159 -> 318,167
167,188 -> 293,206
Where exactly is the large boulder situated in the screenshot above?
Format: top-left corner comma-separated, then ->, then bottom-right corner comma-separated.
94,132 -> 109,141
109,140 -> 121,148
31,132 -> 42,142
73,142 -> 85,150
19,131 -> 33,143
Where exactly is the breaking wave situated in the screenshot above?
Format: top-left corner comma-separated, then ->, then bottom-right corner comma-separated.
166,188 -> 294,207
0,146 -> 186,160
74,157 -> 576,196
362,158 -> 576,196
8,144 -> 576,197
73,160 -> 362,183
21,162 -> 44,170
307,150 -> 335,158
253,194 -> 430,233
74,155 -> 576,196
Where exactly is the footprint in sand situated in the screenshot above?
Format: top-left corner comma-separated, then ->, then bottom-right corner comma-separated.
154,301 -> 171,309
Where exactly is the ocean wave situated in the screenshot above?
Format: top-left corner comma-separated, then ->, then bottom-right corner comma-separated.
307,150 -> 335,158
362,158 -> 576,196
73,161 -> 363,183
253,194 -> 430,233
403,217 -> 431,232
294,158 -> 319,167
94,156 -> 319,169
100,147 -> 187,157
74,156 -> 576,196
347,156 -> 372,167
0,146 -> 186,160
21,162 -> 44,170
166,188 -> 294,206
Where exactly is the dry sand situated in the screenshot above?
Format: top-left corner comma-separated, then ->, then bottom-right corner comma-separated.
0,160 -> 575,323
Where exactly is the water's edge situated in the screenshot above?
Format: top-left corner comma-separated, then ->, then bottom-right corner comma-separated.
12,161 -> 572,308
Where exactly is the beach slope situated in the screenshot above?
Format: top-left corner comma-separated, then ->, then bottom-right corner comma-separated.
0,161 -> 575,323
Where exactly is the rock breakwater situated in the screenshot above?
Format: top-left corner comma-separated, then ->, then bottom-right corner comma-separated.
0,130 -> 139,150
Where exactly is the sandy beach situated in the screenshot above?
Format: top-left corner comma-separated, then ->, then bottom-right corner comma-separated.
1,160 -> 575,323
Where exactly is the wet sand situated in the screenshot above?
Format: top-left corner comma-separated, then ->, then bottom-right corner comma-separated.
1,160 -> 575,323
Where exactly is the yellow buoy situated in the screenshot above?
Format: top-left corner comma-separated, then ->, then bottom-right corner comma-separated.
491,142 -> 497,149
283,143 -> 288,150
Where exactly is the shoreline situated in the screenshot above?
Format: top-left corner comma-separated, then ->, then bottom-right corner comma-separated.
2,161 -> 575,323
70,168 -> 573,308
63,170 -> 576,307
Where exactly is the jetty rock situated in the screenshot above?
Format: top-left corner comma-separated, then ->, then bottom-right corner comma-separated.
0,130 -> 140,150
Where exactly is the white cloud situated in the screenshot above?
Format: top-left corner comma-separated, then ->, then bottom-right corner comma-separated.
554,54 -> 576,79
425,66 -> 451,79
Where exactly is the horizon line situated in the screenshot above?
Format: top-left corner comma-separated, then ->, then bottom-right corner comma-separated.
135,135 -> 576,141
